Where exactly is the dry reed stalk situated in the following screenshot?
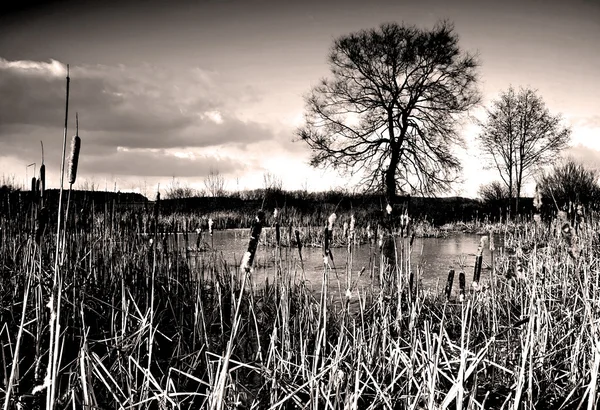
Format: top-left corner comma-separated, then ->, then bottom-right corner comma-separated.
274,208 -> 280,248
346,214 -> 355,295
62,114 -> 81,261
211,211 -> 264,410
46,63 -> 69,410
472,236 -> 487,291
39,142 -> 45,201
240,211 -> 265,274
2,276 -> 31,410
322,213 -> 336,268
294,229 -> 305,276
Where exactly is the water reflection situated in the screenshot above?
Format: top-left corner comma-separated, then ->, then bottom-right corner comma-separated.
169,229 -> 497,296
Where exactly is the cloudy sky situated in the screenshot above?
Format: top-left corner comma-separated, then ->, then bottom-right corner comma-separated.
0,0 -> 598,198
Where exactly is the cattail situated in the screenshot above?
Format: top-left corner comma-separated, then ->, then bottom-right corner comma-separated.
472,236 -> 486,289
68,134 -> 81,185
240,210 -> 265,273
459,271 -> 466,302
68,113 -> 81,185
533,185 -> 542,210
377,225 -> 384,249
208,218 -> 213,235
31,177 -> 37,192
295,229 -> 302,251
323,213 -> 336,265
39,163 -> 45,198
400,212 -> 410,233
327,213 -> 337,231
489,229 -> 495,274
445,269 -> 455,299
153,192 -> 160,220
274,208 -> 280,247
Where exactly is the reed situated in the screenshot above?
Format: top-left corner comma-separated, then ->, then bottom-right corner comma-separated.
0,183 -> 599,408
67,116 -> 81,185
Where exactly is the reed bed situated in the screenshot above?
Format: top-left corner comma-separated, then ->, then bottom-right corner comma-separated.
0,194 -> 598,409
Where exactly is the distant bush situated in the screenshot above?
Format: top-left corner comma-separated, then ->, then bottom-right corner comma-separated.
478,181 -> 510,203
538,159 -> 600,210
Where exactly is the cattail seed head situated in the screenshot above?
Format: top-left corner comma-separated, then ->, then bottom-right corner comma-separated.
400,213 -> 410,229
478,236 -> 487,252
327,213 -> 337,230
240,251 -> 252,273
533,185 -> 542,210
39,164 -> 45,198
31,177 -> 37,192
68,135 -> 81,184
208,218 -> 213,235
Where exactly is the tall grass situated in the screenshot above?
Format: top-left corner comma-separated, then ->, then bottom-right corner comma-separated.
0,189 -> 598,408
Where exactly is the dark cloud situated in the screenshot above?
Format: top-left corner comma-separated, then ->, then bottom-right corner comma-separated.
0,58 -> 275,152
81,148 -> 244,178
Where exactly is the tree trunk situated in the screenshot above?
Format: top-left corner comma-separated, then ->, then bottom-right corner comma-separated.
508,171 -> 513,219
385,164 -> 397,206
385,111 -> 400,207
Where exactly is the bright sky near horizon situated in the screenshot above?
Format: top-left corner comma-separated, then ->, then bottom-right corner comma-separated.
0,0 -> 598,198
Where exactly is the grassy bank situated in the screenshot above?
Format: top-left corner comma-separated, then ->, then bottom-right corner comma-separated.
1,187 -> 533,231
0,196 -> 598,409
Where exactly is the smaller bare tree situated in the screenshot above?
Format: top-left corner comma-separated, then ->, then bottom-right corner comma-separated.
477,86 -> 571,214
263,172 -> 283,192
204,168 -> 226,197
478,181 -> 510,203
165,177 -> 200,199
81,177 -> 99,192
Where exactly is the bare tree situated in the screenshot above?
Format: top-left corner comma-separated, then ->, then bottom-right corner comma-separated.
164,177 -> 201,199
478,87 -> 571,213
81,177 -> 99,192
478,181 -> 509,203
204,168 -> 226,197
538,158 -> 600,210
263,172 -> 283,192
297,20 -> 480,204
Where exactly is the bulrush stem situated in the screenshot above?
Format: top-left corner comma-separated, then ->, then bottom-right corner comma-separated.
47,63 -> 69,410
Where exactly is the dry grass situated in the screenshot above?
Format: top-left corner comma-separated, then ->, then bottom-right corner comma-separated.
0,196 -> 598,409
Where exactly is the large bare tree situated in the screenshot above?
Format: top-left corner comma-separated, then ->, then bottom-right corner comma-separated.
297,20 -> 480,204
478,87 -> 571,213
